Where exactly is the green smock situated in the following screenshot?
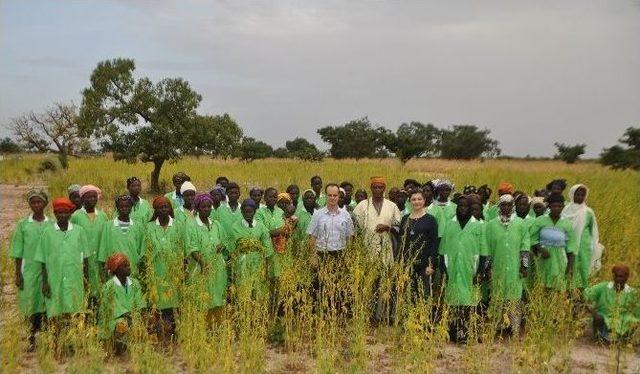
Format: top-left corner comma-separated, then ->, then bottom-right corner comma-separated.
98,276 -> 146,338
71,208 -> 109,296
34,222 -> 89,318
439,216 -> 487,306
9,215 -> 51,316
185,216 -> 228,309
143,217 -> 185,310
226,219 -> 274,299
98,218 -> 145,276
130,198 -> 152,225
255,206 -> 285,278
529,215 -> 577,291
486,216 -> 530,301
584,282 -> 640,338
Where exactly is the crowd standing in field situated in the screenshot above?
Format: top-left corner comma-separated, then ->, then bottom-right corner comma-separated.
9,173 -> 640,354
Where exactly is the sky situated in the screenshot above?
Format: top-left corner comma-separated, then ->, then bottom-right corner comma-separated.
1,0 -> 639,157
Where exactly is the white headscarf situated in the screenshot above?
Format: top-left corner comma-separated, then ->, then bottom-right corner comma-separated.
180,181 -> 197,194
561,184 -> 603,273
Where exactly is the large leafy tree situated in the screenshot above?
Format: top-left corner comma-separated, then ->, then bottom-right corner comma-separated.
554,142 -> 586,164
79,58 -> 241,191
12,103 -> 90,168
238,137 -> 273,161
386,121 -> 439,163
600,127 -> 640,170
317,117 -> 391,159
439,124 -> 500,159
285,137 -> 324,161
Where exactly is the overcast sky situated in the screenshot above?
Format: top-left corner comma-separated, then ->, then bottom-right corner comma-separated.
2,0 -> 639,157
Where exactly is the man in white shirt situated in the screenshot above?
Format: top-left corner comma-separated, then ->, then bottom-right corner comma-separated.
307,183 -> 355,254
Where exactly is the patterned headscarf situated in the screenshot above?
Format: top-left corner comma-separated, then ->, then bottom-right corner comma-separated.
26,189 -> 48,204
194,193 -> 214,208
277,192 -> 292,203
67,184 -> 81,194
498,182 -> 514,195
79,184 -> 102,199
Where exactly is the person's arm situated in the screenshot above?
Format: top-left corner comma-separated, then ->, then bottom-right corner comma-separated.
9,222 -> 25,289
519,222 -> 531,278
564,223 -> 577,276
14,259 -> 23,290
191,251 -> 207,272
42,264 -> 50,298
83,258 -> 90,290
425,216 -> 439,274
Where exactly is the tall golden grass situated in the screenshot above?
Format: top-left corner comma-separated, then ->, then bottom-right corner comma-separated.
1,154 -> 638,373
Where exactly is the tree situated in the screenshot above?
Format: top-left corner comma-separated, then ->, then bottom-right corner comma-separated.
183,114 -> 243,157
0,137 -> 22,153
317,117 -> 391,159
439,125 -> 500,159
79,58 -> 236,191
285,137 -> 324,161
11,103 -> 88,168
386,122 -> 439,163
600,127 -> 640,170
273,147 -> 289,158
239,137 -> 273,161
554,142 -> 586,164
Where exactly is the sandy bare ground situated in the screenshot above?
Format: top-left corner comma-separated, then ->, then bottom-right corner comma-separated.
1,184 -> 638,373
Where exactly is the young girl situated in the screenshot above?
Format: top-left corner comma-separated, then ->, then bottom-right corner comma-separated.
98,195 -> 145,277
99,253 -> 145,354
10,189 -> 51,349
127,177 -> 152,224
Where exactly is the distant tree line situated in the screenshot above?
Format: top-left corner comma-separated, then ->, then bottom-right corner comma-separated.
2,57 -> 638,187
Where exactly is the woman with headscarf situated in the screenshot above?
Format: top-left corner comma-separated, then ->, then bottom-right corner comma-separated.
209,184 -> 228,223
71,184 -> 108,301
98,252 -> 146,354
439,195 -> 488,343
143,195 -> 185,341
584,264 -> 639,342
433,179 -> 457,221
34,198 -> 89,319
226,199 -> 274,301
164,172 -> 190,208
174,181 -> 197,226
98,195 -> 145,277
10,189 -> 51,350
530,196 -> 547,218
127,177 -> 152,225
529,194 -> 576,292
185,193 -> 228,322
485,194 -> 530,337
67,184 -> 82,212
562,184 -> 603,290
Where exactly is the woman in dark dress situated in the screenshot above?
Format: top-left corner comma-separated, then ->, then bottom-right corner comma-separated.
398,190 -> 439,299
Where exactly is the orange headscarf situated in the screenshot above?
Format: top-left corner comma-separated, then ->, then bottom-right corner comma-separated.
52,197 -> 75,212
370,176 -> 386,186
497,182 -> 514,195
106,252 -> 129,274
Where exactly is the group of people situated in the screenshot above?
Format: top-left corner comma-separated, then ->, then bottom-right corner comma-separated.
9,173 -> 639,352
